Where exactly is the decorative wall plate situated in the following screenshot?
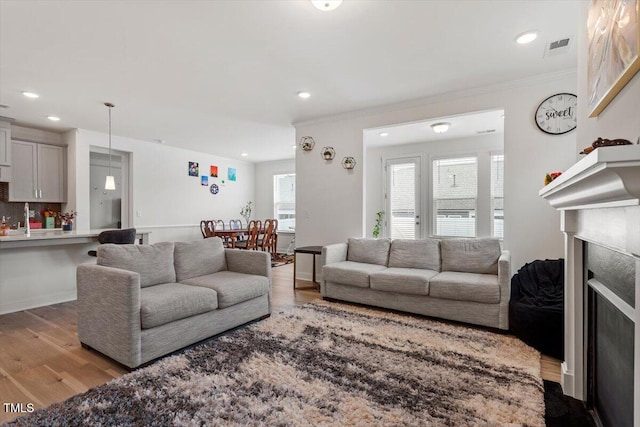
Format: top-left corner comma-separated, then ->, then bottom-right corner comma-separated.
210,183 -> 219,194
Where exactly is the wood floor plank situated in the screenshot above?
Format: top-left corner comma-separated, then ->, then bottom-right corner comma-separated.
0,262 -> 561,423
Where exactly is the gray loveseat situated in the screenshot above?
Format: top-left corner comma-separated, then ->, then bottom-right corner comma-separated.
321,237 -> 510,330
77,237 -> 271,368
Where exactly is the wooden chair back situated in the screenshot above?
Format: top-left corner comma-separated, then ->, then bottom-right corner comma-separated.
244,219 -> 262,250
200,220 -> 216,238
260,219 -> 277,255
229,219 -> 242,230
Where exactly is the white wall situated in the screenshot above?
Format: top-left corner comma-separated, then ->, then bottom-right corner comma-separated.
295,71 -> 578,276
365,133 -> 503,238
67,129 -> 255,243
255,158 -> 295,253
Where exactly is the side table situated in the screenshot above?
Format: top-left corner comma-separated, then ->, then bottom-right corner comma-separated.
293,246 -> 322,290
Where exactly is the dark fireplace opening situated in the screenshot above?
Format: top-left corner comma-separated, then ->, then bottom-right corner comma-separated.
585,242 -> 635,427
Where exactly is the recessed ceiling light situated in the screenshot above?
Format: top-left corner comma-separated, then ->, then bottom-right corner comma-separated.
515,31 -> 538,44
431,122 -> 451,134
311,0 -> 342,11
241,152 -> 248,157
22,91 -> 39,99
291,145 -> 297,149
379,132 -> 389,137
47,116 -> 61,122
297,91 -> 311,99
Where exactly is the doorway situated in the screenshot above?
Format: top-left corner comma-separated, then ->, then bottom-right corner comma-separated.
385,157 -> 421,239
89,149 -> 130,229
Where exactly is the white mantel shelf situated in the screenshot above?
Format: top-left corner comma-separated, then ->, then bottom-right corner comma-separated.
539,145 -> 640,210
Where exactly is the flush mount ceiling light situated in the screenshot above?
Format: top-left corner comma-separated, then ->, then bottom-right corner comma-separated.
515,31 -> 538,44
311,0 -> 342,11
431,122 -> 451,134
104,102 -> 116,191
297,91 -> 311,99
241,152 -> 248,157
47,116 -> 60,122
22,91 -> 39,99
379,132 -> 389,137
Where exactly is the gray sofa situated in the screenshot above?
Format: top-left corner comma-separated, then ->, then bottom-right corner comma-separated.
321,237 -> 510,330
77,237 -> 271,368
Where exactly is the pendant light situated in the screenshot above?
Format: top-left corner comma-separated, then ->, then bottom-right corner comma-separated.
104,102 -> 116,190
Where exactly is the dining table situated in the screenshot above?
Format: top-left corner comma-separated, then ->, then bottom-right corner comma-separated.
213,228 -> 277,251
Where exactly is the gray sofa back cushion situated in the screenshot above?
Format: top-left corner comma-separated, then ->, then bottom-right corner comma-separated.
174,237 -> 227,282
97,242 -> 176,288
347,238 -> 391,266
440,238 -> 501,274
388,238 -> 441,271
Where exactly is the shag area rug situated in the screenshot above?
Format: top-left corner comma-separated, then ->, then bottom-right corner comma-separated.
6,301 -> 545,426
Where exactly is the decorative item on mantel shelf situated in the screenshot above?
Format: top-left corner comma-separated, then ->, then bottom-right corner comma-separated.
341,156 -> 356,169
61,211 -> 78,231
579,137 -> 634,155
299,136 -> 316,152
544,172 -> 562,186
240,201 -> 253,225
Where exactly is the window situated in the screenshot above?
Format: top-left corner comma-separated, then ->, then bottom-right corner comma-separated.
274,173 -> 295,231
432,157 -> 477,237
491,154 -> 504,238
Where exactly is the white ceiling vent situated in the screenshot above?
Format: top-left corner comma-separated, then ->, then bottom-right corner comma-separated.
544,37 -> 572,58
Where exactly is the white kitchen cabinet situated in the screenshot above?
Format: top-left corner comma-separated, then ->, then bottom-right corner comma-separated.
9,141 -> 66,202
0,120 -> 11,166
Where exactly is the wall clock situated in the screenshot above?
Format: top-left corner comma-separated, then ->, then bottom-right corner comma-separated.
209,183 -> 219,195
535,93 -> 577,135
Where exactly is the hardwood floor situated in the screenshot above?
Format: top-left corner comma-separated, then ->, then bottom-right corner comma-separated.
0,262 -> 560,423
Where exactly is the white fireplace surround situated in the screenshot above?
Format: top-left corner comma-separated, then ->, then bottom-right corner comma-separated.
540,145 -> 640,426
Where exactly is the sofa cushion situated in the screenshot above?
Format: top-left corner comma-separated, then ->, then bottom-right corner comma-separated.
388,239 -> 441,271
140,283 -> 218,329
322,261 -> 387,288
174,237 -> 227,282
98,242 -> 176,288
370,268 -> 438,295
347,238 -> 391,266
429,271 -> 500,304
181,271 -> 269,309
440,238 -> 501,274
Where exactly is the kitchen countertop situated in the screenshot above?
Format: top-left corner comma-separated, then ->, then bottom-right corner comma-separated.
0,229 -> 150,249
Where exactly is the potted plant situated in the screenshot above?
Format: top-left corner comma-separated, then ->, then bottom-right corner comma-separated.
61,211 -> 78,231
240,201 -> 253,226
372,211 -> 384,238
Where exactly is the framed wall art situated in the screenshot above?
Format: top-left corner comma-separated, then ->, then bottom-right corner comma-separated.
188,162 -> 199,177
587,0 -> 640,117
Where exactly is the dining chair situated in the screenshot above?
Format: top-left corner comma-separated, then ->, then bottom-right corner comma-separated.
213,219 -> 230,246
259,219 -> 277,255
235,220 -> 261,250
200,220 -> 216,238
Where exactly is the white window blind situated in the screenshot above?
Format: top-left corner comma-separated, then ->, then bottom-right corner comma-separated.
388,162 -> 416,239
491,154 -> 504,238
432,157 -> 477,237
274,174 -> 295,231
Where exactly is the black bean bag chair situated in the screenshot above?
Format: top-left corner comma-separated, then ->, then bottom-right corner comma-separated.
509,259 -> 564,360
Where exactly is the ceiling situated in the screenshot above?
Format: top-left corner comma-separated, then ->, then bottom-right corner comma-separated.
0,0 -> 578,162
364,109 -> 505,148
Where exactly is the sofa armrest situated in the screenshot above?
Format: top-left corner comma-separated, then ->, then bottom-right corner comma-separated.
77,264 -> 142,368
321,243 -> 348,267
225,249 -> 271,279
498,250 -> 511,330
